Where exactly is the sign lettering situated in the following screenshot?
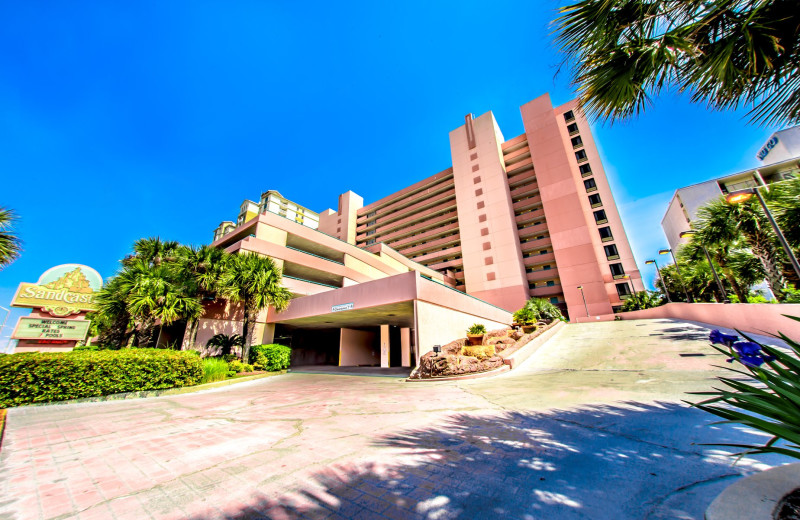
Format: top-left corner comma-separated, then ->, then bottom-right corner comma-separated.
331,303 -> 354,312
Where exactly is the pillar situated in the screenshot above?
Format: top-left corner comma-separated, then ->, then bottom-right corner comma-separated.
400,327 -> 411,367
380,324 -> 390,368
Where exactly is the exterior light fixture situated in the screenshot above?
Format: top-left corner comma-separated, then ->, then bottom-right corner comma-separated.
432,345 -> 441,356
658,248 -> 692,302
679,230 -> 728,303
726,187 -> 800,280
577,285 -> 589,317
645,259 -> 672,303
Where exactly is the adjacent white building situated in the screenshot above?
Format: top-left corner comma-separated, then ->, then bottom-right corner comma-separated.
661,127 -> 800,252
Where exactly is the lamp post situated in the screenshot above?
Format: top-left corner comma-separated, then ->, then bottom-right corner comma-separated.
645,259 -> 671,303
0,306 -> 10,352
577,285 -> 589,317
726,187 -> 800,281
679,230 -> 728,302
658,248 -> 693,303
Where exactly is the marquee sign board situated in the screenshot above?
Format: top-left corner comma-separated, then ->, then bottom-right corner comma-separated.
13,318 -> 91,341
11,264 -> 103,317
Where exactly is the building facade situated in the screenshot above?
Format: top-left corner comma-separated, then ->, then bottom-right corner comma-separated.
662,127 -> 800,252
200,94 -> 643,368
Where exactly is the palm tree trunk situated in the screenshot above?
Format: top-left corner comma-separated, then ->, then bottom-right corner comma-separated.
241,308 -> 252,362
748,234 -> 787,301
182,318 -> 200,350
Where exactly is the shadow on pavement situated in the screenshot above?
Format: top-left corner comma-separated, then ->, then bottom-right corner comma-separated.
187,402 -> 783,520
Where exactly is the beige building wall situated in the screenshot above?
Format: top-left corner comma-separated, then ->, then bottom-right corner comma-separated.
339,328 -> 378,366
414,300 -> 510,364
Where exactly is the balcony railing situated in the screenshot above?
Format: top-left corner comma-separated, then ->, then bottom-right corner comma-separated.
612,273 -> 627,280
577,156 -> 589,164
581,171 -> 593,178
595,218 -> 608,225
601,236 -> 614,242
591,201 -> 603,208
569,129 -> 579,136
606,254 -> 620,260
586,186 -> 598,193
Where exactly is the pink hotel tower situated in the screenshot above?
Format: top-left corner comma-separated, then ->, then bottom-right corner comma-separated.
317,93 -> 643,317
208,94 -> 643,367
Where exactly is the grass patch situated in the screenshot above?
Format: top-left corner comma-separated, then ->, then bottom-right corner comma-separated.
201,358 -> 230,384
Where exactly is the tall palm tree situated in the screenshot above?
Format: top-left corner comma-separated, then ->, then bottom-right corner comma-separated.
555,1 -> 800,126
694,197 -> 788,300
0,206 -> 22,270
93,276 -> 134,348
176,245 -> 229,349
124,237 -> 181,268
220,252 -> 291,362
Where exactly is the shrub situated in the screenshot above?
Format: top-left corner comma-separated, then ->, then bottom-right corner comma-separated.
620,291 -> 664,312
249,344 -> 291,371
206,333 -> 244,356
0,349 -> 203,408
201,358 -> 229,384
467,324 -> 487,335
461,345 -> 496,359
228,360 -> 246,373
513,307 -> 536,325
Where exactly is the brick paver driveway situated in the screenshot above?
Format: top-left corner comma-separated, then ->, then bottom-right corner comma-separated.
0,319 -> 789,519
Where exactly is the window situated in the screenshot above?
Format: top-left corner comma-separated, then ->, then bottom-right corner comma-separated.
367,211 -> 377,218
575,149 -> 588,162
366,229 -> 376,236
593,209 -> 607,223
604,244 -> 619,259
540,249 -> 549,255
588,193 -> 602,207
564,110 -> 575,122
550,297 -> 559,304
567,122 -> 579,134
610,263 -> 625,277
616,283 -> 632,298
543,265 -> 551,270
584,178 -> 597,192
366,239 -> 376,245
546,280 -> 555,287
579,164 -> 592,176
599,226 -> 613,241
571,136 -> 583,148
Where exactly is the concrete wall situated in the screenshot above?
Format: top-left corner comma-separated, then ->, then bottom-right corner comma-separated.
617,303 -> 800,337
415,300 -> 510,363
339,328 -> 378,366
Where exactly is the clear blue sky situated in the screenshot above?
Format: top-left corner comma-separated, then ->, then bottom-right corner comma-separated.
0,1 -> 782,348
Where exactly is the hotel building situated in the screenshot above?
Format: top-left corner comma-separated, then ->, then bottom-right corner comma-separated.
662,126 -> 800,252
205,93 -> 643,368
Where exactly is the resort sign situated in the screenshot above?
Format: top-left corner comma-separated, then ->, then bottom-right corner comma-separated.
11,264 -> 103,317
13,318 -> 91,341
331,302 -> 354,312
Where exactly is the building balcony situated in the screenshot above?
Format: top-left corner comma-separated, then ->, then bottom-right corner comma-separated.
585,186 -> 598,193
573,143 -> 583,150
591,201 -> 603,208
577,156 -> 589,164
612,273 -> 627,280
569,128 -> 579,136
595,218 -> 608,225
601,236 -> 614,243
581,171 -> 593,178
530,284 -> 563,297
606,254 -> 620,261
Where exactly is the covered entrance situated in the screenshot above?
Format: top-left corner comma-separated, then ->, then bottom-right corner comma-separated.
271,301 -> 415,369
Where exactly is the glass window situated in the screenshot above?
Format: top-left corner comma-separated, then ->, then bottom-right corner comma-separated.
604,244 -> 619,258
575,149 -> 588,161
584,178 -> 597,191
588,193 -> 602,206
616,283 -> 631,297
567,123 -> 579,134
564,110 -> 575,121
546,280 -> 555,287
550,297 -> 559,304
543,265 -> 551,270
571,136 -> 583,147
580,164 -> 592,175
609,263 -> 625,276
599,226 -> 613,240
594,209 -> 607,222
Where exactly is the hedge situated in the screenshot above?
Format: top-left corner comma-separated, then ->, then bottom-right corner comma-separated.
0,349 -> 204,408
249,344 -> 291,371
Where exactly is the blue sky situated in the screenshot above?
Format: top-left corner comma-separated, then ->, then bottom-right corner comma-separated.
0,1 -> 782,349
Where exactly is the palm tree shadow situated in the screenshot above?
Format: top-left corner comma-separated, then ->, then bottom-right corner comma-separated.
185,401 -> 785,520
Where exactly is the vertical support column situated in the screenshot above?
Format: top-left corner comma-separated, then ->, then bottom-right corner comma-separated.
380,324 -> 390,368
261,323 -> 276,345
400,327 -> 411,367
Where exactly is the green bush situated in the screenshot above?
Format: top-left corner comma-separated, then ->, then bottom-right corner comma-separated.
0,349 -> 203,408
249,344 -> 291,371
201,358 -> 230,384
467,323 -> 487,335
228,360 -> 246,373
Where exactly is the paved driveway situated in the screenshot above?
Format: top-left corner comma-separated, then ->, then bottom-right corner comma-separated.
0,319 -> 788,520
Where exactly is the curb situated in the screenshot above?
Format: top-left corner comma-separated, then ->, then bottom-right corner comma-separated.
501,320 -> 565,369
706,463 -> 800,520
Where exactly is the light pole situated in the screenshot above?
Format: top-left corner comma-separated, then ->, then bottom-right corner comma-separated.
726,187 -> 800,282
0,306 -> 10,350
645,259 -> 671,303
659,248 -> 693,303
679,230 -> 728,303
577,285 -> 589,317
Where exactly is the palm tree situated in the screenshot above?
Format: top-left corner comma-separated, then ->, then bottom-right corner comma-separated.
220,252 -> 291,362
93,276 -> 134,348
124,237 -> 181,268
555,1 -> 800,126
175,245 -> 229,349
206,333 -> 244,357
0,206 -> 22,270
694,197 -> 788,300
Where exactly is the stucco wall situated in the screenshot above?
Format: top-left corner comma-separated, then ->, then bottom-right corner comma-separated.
415,300 -> 510,363
617,303 -> 800,337
339,328 -> 378,366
